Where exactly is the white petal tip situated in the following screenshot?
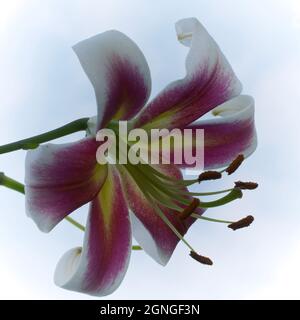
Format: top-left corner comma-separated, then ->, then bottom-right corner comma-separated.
54,247 -> 82,288
212,95 -> 254,118
175,17 -> 203,47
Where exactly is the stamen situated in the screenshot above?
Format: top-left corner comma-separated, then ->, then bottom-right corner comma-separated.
135,182 -> 201,255
123,163 -> 199,254
143,164 -> 198,186
235,181 -> 258,190
186,188 -> 233,197
198,171 -> 222,182
192,213 -> 233,224
178,198 -> 200,220
190,251 -> 213,266
123,161 -> 255,261
125,163 -> 185,210
228,215 -> 254,231
225,154 -> 244,175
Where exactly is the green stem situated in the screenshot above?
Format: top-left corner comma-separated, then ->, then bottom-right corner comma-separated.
0,118 -> 89,154
0,172 -> 142,250
0,173 -> 24,193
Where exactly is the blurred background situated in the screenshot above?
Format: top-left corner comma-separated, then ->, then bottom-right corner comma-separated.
0,0 -> 299,299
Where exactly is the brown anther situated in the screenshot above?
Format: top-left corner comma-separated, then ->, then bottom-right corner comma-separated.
228,215 -> 254,231
234,181 -> 258,190
226,154 -> 244,175
198,171 -> 222,182
178,198 -> 200,220
190,251 -> 213,266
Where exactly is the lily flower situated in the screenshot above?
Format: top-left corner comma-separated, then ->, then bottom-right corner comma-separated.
24,17 -> 257,296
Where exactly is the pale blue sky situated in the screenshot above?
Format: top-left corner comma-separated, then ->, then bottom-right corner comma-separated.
0,0 -> 300,299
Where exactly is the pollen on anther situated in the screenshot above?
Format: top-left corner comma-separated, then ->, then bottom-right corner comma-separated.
235,181 -> 258,190
190,251 -> 213,265
228,215 -> 254,231
226,154 -> 244,175
198,171 -> 222,182
178,198 -> 200,220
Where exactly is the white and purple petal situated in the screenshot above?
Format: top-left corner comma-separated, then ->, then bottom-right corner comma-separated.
54,166 -> 131,296
177,95 -> 257,169
134,17 -> 242,130
25,138 -> 107,232
73,31 -> 151,129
